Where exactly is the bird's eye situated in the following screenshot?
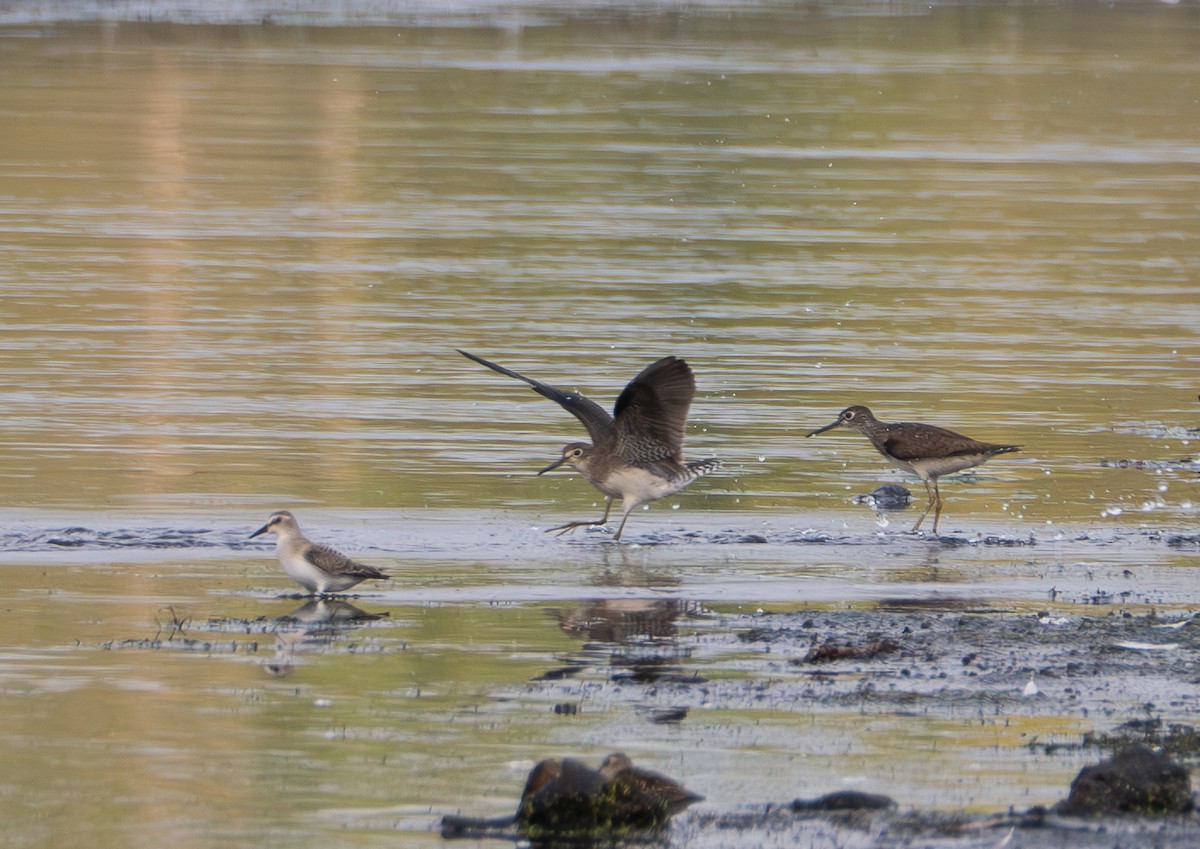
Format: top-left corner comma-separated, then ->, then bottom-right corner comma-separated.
270,516 -> 281,524
843,411 -> 855,420
572,448 -> 583,457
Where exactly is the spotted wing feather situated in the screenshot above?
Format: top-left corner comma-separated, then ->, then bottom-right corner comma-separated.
613,356 -> 696,474
458,350 -> 616,448
305,544 -> 388,580
882,423 -> 1017,463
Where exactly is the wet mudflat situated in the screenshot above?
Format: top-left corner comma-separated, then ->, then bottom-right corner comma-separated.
3,508 -> 1200,848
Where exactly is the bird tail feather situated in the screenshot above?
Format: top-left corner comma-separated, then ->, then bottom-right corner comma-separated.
685,458 -> 721,479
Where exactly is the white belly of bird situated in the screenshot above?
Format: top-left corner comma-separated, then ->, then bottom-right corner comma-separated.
601,466 -> 688,512
279,547 -> 358,594
904,453 -> 990,481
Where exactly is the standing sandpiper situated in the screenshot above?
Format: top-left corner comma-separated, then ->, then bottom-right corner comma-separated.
807,405 -> 1019,534
249,510 -> 388,594
458,350 -> 719,541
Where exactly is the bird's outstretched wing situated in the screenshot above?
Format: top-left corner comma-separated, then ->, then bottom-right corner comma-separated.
612,356 -> 696,471
458,349 -> 616,447
305,544 -> 388,580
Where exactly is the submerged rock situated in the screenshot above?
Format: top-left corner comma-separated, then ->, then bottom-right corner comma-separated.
442,752 -> 702,841
1054,745 -> 1194,817
852,484 -> 912,511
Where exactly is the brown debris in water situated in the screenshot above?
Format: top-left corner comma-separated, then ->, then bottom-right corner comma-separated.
794,637 -> 901,664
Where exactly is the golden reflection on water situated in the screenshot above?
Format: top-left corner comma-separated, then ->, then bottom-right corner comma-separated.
2,4 -> 1200,847
0,6 -> 1197,528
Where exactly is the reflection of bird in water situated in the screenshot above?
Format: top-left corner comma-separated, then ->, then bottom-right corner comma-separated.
598,752 -> 704,816
285,598 -> 387,625
557,599 -> 685,643
249,510 -> 389,594
262,599 -> 388,678
458,350 -> 719,541
540,600 -> 700,688
807,406 -> 1019,534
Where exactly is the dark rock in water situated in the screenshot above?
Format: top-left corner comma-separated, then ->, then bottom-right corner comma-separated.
650,707 -> 688,724
736,533 -> 769,544
1054,745 -> 1194,816
520,753 -> 702,836
442,753 -> 701,841
520,757 -> 609,833
791,790 -> 897,812
852,484 -> 912,511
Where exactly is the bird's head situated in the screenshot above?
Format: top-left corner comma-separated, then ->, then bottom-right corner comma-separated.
249,510 -> 298,539
538,442 -> 594,475
807,405 -> 875,437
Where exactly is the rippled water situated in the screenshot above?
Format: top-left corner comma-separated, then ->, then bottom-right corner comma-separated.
2,2 -> 1200,847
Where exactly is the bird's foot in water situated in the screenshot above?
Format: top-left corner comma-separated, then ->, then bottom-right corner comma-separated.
546,519 -> 610,537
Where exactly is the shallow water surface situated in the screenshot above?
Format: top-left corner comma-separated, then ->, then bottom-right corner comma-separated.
2,2 -> 1200,847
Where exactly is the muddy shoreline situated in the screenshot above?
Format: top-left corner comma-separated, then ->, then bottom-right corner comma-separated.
481,605 -> 1200,847
7,511 -> 1200,847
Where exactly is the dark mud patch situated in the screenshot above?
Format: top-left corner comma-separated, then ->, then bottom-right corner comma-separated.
637,528 -> 1042,547
678,803 -> 1200,849
0,518 -> 1187,558
668,745 -> 1200,849
792,636 -> 901,664
727,608 -> 1200,718
520,604 -> 1200,721
0,525 -> 257,551
501,604 -> 1200,846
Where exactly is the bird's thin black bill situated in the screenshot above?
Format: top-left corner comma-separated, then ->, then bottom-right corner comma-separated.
538,456 -> 569,475
806,420 -> 840,437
